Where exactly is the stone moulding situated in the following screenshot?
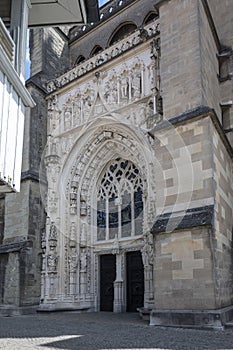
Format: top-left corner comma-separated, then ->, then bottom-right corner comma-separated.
0,241 -> 28,254
151,205 -> 214,234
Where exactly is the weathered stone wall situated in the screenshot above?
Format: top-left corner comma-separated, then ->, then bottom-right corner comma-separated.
159,0 -> 221,120
26,85 -> 47,175
154,227 -> 215,309
152,112 -> 233,312
4,182 -> 30,244
159,0 -> 202,119
212,123 -> 233,308
30,28 -> 69,83
207,0 -> 233,146
2,180 -> 45,306
19,181 -> 45,306
3,253 -> 20,305
153,115 -> 214,216
198,0 -> 221,120
207,0 -> 233,47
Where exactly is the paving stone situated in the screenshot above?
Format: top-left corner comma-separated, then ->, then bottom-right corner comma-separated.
0,312 -> 233,350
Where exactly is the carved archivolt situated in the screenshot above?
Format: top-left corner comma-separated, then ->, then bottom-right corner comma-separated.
61,124 -> 157,231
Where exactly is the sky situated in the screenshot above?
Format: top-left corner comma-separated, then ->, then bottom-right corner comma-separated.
98,0 -> 110,6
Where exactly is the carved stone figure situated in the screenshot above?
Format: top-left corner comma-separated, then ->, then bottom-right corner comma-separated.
47,251 -> 58,272
68,253 -> 78,273
49,223 -> 57,241
64,107 -> 72,130
80,249 -> 87,272
131,71 -> 141,99
141,232 -> 154,266
120,75 -> 129,100
70,222 -> 76,246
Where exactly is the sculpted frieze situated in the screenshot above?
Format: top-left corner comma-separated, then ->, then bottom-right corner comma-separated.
47,50 -> 161,137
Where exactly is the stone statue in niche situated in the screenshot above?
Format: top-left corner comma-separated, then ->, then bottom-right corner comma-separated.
131,71 -> 141,99
62,135 -> 73,154
47,250 -> 58,272
80,199 -> 87,216
68,251 -> 79,273
49,223 -> 57,240
64,106 -> 72,130
141,231 -> 154,266
73,99 -> 82,126
48,111 -> 57,132
105,79 -> 117,104
70,222 -> 76,246
80,249 -> 87,272
51,138 -> 59,155
48,191 -> 58,213
81,222 -> 87,244
82,86 -> 95,118
120,73 -> 129,100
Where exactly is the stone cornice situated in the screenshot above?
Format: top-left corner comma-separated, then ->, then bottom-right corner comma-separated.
46,20 -> 160,95
151,205 -> 214,234
0,241 -> 28,254
149,105 -> 233,158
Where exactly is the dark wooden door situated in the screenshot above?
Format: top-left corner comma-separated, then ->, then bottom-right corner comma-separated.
126,251 -> 144,312
100,254 -> 116,311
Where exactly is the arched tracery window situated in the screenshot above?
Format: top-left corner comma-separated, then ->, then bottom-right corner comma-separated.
97,158 -> 143,241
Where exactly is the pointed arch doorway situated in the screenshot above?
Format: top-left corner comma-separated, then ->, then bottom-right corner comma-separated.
97,158 -> 145,312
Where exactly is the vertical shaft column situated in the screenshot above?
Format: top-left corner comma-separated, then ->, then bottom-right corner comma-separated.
113,252 -> 124,313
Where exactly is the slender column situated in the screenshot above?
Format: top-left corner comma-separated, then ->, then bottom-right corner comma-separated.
113,252 -> 124,313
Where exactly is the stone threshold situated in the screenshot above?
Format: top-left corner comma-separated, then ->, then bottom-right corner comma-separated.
150,305 -> 233,330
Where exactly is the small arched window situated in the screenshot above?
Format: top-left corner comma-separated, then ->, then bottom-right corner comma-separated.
108,22 -> 137,46
90,45 -> 103,57
97,158 -> 143,241
143,11 -> 159,25
74,55 -> 85,66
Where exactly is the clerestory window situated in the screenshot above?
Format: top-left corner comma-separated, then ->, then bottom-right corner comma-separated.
97,158 -> 143,241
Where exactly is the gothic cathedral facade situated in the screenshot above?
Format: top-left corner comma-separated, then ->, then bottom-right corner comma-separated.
0,0 -> 233,329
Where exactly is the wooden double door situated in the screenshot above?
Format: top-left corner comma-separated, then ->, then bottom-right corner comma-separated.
100,251 -> 144,312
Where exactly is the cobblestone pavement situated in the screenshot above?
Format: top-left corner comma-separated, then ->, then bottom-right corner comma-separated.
0,312 -> 233,350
